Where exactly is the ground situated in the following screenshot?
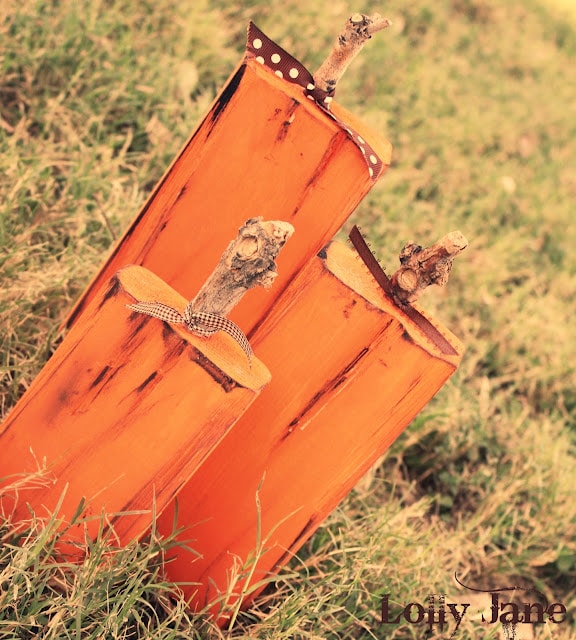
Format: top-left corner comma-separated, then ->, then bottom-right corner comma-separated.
0,0 -> 575,637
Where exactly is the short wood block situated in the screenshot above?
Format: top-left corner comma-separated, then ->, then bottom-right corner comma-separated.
156,241 -> 463,616
66,57 -> 392,335
0,266 -> 270,545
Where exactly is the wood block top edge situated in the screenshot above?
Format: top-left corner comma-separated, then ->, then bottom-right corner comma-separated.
116,266 -> 271,391
247,58 -> 393,166
322,241 -> 464,366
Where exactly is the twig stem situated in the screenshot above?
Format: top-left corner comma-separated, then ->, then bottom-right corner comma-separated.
313,13 -> 391,94
391,231 -> 468,305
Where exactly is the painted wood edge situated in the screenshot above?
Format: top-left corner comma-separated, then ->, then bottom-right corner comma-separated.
61,59 -> 249,331
322,240 -> 464,366
247,57 -> 393,166
117,266 -> 271,391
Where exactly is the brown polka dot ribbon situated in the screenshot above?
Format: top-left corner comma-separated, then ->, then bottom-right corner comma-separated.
246,22 -> 383,181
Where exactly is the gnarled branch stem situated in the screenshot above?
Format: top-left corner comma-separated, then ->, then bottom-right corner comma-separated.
391,231 -> 468,305
188,217 -> 294,317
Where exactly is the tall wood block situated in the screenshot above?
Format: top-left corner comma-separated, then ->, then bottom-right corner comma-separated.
0,267 -> 270,546
156,241 -> 463,615
66,52 -> 392,334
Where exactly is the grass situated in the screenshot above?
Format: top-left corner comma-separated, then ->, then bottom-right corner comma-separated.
1,0 -> 575,637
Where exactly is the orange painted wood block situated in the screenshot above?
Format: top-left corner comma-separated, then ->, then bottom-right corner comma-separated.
66,54 -> 392,335
0,266 -> 270,545
156,241 -> 463,615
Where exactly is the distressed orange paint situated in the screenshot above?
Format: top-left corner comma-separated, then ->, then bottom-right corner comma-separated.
156,241 -> 463,618
65,57 -> 392,335
0,26 -> 466,627
0,267 -> 270,545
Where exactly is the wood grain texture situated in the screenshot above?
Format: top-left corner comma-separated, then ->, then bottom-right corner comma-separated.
65,57 -> 392,334
156,241 -> 463,617
0,266 -> 270,546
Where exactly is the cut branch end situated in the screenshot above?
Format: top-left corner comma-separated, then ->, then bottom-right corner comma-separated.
391,231 -> 468,305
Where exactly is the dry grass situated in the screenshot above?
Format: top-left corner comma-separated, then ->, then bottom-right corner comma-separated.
1,0 -> 575,637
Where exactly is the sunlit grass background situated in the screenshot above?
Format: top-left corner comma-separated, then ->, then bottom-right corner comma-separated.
1,0 -> 575,637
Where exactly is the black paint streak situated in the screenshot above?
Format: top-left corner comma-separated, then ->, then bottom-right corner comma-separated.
342,298 -> 357,319
304,133 -> 342,192
338,347 -> 369,377
317,246 -> 328,260
284,348 -> 370,435
275,99 -> 300,143
135,371 -> 158,393
58,387 -> 69,406
402,329 -> 413,344
275,516 -> 318,566
332,377 -> 346,391
161,322 -> 175,342
91,365 -> 124,401
66,297 -> 86,328
289,133 -> 344,219
127,315 -> 148,340
190,349 -> 236,393
168,337 -> 188,360
90,365 -> 111,389
209,64 -> 247,128
160,325 -> 190,359
97,276 -> 121,312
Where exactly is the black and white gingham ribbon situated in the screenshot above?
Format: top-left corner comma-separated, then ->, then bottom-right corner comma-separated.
127,301 -> 253,364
